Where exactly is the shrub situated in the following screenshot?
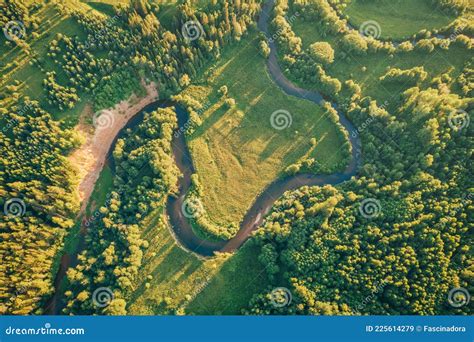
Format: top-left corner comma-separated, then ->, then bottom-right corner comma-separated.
308,42 -> 335,65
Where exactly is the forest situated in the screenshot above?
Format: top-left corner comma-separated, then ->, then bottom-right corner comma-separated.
0,0 -> 472,316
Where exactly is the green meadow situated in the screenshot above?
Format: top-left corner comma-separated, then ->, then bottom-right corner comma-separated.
183,33 -> 348,229
343,0 -> 456,40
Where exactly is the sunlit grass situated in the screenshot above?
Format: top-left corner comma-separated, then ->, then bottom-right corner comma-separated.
127,209 -> 269,315
183,33 -> 348,228
290,11 -> 468,106
343,0 -> 456,40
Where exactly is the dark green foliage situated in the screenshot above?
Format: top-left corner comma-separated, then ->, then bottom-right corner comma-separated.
1,0 -> 263,314
64,107 -> 180,314
61,0 -> 263,314
249,86 -> 473,315
43,71 -> 80,110
0,100 -> 80,314
93,69 -> 145,112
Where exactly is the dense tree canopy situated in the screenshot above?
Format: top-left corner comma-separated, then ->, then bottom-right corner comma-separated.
0,0 -> 471,317
1,0 -> 262,314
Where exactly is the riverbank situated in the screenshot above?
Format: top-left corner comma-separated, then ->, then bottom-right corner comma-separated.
46,0 -> 360,314
163,0 -> 361,256
44,81 -> 158,314
69,80 -> 159,213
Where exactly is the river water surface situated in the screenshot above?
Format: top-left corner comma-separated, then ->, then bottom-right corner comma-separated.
45,0 -> 362,314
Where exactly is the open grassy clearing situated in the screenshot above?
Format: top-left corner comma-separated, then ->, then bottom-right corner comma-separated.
84,163 -> 114,216
1,5 -> 86,90
81,117 -> 269,315
82,1 -> 120,16
127,209 -> 269,315
343,0 -> 456,40
0,1 -> 112,125
182,32 -> 348,228
185,243 -> 271,315
290,11 -> 469,106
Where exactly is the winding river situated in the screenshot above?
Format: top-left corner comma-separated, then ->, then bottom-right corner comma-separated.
166,0 -> 362,256
46,0 -> 361,313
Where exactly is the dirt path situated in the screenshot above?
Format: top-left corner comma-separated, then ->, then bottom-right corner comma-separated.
69,80 -> 158,213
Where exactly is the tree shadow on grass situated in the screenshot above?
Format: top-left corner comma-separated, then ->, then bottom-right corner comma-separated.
188,100 -> 228,141
186,243 -> 270,315
128,244 -> 201,305
176,261 -> 202,283
149,246 -> 199,284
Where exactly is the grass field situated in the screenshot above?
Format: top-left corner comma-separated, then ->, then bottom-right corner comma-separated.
182,33 -> 348,229
0,1 -> 106,125
128,30 -> 350,314
56,152 -> 264,315
2,1 -> 274,314
343,0 -> 456,40
83,1 -> 119,16
85,163 -> 114,216
81,114 -> 270,316
127,209 -> 269,315
290,12 -> 468,106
